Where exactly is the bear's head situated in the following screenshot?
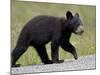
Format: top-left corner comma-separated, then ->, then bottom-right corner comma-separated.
66,11 -> 84,35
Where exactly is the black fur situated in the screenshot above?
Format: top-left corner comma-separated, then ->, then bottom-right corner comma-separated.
11,11 -> 84,67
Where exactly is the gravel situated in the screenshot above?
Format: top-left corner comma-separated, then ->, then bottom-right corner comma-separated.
11,55 -> 96,74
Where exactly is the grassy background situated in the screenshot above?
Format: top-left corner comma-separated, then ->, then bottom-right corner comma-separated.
11,1 -> 96,66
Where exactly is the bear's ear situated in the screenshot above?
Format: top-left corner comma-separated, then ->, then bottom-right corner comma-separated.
75,13 -> 79,17
66,11 -> 73,19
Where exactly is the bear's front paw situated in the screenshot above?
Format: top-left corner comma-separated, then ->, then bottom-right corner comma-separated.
52,60 -> 64,63
73,54 -> 78,60
44,60 -> 53,64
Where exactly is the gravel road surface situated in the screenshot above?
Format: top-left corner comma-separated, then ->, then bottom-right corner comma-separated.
11,55 -> 96,74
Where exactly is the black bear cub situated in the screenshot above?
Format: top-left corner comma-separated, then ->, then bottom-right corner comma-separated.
11,11 -> 84,67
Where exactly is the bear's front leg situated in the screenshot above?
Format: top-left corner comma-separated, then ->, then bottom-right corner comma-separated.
51,32 -> 64,63
61,41 -> 78,60
51,42 -> 64,63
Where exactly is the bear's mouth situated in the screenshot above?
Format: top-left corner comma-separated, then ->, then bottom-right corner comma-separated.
74,30 -> 84,35
74,25 -> 84,35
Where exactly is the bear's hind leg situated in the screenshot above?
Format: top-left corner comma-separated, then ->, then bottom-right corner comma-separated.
11,45 -> 28,67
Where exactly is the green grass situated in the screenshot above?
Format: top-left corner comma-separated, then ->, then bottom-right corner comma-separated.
11,1 -> 96,66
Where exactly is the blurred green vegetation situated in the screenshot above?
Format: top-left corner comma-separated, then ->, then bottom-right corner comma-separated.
11,1 -> 96,66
